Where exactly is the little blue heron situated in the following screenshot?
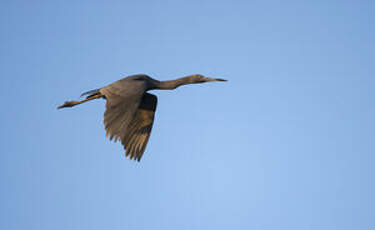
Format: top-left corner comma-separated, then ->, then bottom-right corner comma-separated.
58,74 -> 227,161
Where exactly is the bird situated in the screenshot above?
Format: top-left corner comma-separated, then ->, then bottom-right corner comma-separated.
58,74 -> 227,161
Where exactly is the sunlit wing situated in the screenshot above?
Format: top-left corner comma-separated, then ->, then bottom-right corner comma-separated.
120,93 -> 157,161
101,85 -> 144,144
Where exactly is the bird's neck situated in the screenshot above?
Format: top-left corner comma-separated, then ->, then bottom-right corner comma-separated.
155,76 -> 195,90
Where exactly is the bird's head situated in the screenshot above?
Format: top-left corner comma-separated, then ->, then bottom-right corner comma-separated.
190,74 -> 227,83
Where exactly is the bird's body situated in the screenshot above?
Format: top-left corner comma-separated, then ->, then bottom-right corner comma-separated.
58,74 -> 226,161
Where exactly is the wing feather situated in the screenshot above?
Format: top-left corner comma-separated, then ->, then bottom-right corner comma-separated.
101,87 -> 157,161
121,93 -> 157,161
99,75 -> 157,161
100,83 -> 144,144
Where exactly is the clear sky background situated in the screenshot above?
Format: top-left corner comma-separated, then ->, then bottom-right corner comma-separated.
1,0 -> 374,229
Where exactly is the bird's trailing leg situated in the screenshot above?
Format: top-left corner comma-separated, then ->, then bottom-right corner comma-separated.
57,94 -> 103,109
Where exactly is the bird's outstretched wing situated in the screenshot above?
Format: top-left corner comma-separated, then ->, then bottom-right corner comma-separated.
120,93 -> 157,161
102,85 -> 157,161
101,86 -> 144,144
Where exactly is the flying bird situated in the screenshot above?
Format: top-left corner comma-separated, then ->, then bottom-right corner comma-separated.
58,74 -> 227,161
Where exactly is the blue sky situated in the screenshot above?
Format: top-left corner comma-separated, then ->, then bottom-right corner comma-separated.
1,0 -> 374,229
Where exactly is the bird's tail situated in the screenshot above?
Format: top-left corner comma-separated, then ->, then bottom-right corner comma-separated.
80,88 -> 101,98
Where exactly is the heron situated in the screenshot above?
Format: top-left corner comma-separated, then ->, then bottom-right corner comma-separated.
58,74 -> 227,161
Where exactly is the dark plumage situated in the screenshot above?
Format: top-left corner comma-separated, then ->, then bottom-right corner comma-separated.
58,74 -> 226,161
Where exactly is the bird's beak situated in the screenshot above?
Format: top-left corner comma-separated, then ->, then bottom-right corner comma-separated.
204,77 -> 228,82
